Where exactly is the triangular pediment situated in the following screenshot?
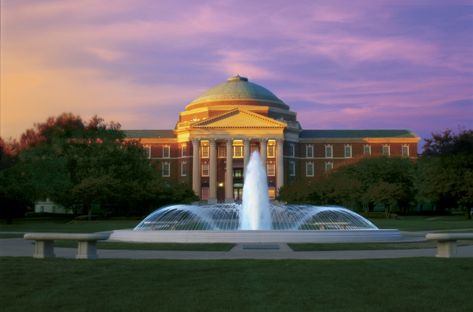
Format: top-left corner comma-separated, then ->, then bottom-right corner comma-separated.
192,108 -> 287,128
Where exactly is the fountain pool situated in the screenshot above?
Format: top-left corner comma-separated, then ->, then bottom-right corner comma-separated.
109,152 -> 400,243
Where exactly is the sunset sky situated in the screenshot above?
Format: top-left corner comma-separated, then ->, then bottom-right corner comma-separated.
1,0 -> 472,146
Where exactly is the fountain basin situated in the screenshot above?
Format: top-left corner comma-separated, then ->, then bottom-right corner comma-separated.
109,229 -> 401,243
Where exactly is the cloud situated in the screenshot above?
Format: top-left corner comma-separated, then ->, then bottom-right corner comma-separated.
1,0 -> 472,141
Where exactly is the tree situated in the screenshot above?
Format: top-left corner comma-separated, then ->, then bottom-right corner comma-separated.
0,138 -> 34,222
279,157 -> 416,216
5,113 -> 196,218
417,129 -> 473,218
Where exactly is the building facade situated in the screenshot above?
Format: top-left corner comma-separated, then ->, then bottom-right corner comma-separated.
125,75 -> 420,203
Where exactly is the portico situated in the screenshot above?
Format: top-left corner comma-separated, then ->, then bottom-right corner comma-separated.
190,136 -> 284,202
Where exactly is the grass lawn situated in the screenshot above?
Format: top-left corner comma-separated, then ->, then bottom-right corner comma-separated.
289,241 -> 473,251
371,215 -> 473,231
0,218 -> 138,233
54,241 -> 235,251
1,215 -> 472,234
1,257 -> 472,312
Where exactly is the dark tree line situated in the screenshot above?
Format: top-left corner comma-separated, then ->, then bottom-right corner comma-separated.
0,113 -> 196,221
279,129 -> 473,219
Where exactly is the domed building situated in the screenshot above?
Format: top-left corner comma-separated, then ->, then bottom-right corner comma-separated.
125,75 -> 420,203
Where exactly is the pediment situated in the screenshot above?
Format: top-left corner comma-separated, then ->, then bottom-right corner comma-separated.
192,108 -> 287,129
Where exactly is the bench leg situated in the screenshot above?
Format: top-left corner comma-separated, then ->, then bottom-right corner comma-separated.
436,240 -> 457,258
33,240 -> 55,259
76,241 -> 98,259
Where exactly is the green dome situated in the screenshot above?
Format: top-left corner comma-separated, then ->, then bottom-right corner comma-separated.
186,75 -> 289,111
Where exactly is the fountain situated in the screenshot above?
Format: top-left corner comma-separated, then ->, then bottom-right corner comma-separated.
110,152 -> 400,243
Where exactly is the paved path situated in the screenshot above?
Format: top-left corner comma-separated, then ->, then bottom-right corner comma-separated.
2,237 -> 473,260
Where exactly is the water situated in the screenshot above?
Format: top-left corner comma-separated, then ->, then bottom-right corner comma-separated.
240,152 -> 272,230
134,152 -> 378,231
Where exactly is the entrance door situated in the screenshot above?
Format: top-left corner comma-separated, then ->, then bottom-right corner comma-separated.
233,187 -> 243,201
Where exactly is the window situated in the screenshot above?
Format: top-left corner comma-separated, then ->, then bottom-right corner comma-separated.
289,143 -> 295,157
402,145 -> 410,157
325,145 -> 333,158
217,145 -> 226,158
382,144 -> 390,156
363,144 -> 371,156
325,161 -> 333,172
162,161 -> 170,177
305,161 -> 314,177
201,163 -> 209,177
201,141 -> 209,158
289,160 -> 296,176
233,140 -> 243,158
267,140 -> 276,158
305,144 -> 314,158
181,161 -> 187,176
181,144 -> 187,157
233,168 -> 243,178
267,163 -> 276,176
162,145 -> 170,158
344,144 -> 352,158
144,146 -> 151,159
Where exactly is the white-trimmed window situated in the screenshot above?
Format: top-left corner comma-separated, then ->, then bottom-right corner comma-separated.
162,161 -> 170,177
325,145 -> 333,158
305,161 -> 314,177
233,140 -> 243,158
289,160 -> 296,176
144,146 -> 151,159
201,163 -> 209,177
402,144 -> 410,158
344,144 -> 352,158
181,161 -> 187,176
382,144 -> 391,156
306,144 -> 314,158
201,141 -> 209,158
325,161 -> 333,172
267,140 -> 276,158
267,163 -> 276,176
363,144 -> 371,156
162,145 -> 170,158
289,143 -> 295,157
181,144 -> 187,157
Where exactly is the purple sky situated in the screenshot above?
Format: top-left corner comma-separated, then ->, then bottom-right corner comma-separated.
1,0 -> 472,147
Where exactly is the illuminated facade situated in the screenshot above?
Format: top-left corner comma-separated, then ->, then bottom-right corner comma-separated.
125,75 -> 420,202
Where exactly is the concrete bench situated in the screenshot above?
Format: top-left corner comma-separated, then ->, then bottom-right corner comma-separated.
24,233 -> 110,259
425,233 -> 473,258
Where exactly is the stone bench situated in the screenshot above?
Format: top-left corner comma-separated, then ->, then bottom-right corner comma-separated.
425,233 -> 473,258
24,233 -> 110,259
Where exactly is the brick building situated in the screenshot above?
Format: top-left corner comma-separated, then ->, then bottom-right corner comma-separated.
125,75 -> 420,203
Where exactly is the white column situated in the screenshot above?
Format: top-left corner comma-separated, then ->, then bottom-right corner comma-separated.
243,138 -> 250,172
208,139 -> 217,203
260,138 -> 267,169
276,139 -> 284,193
192,139 -> 200,198
225,139 -> 234,202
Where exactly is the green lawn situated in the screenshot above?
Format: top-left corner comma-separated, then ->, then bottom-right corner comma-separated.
54,241 -> 234,251
371,215 -> 473,231
1,215 -> 472,234
0,218 -> 138,233
1,257 -> 472,312
289,241 -> 473,251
